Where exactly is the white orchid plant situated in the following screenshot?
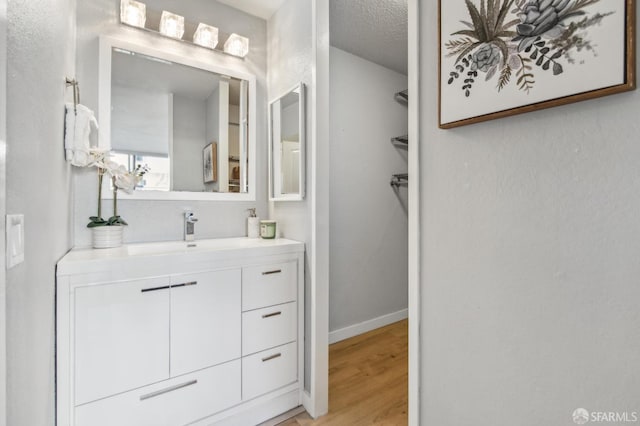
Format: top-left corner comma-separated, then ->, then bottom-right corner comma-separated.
86,150 -> 149,228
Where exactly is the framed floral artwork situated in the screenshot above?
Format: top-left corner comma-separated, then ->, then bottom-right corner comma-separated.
203,142 -> 217,183
439,0 -> 636,128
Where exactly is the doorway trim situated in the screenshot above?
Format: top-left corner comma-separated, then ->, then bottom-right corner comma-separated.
303,0 -> 330,418
0,0 -> 8,424
407,0 -> 421,424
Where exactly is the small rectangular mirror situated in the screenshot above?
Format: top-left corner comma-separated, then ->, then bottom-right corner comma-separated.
269,83 -> 305,201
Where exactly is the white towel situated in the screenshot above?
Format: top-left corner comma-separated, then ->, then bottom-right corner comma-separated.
65,103 -> 102,167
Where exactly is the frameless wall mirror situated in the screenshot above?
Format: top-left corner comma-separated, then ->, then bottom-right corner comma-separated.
99,36 -> 256,201
269,83 -> 305,201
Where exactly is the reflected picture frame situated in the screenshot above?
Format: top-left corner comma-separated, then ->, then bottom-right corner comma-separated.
439,0 -> 636,129
203,142 -> 217,183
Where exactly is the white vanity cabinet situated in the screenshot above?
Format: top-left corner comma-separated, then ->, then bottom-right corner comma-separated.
57,238 -> 305,426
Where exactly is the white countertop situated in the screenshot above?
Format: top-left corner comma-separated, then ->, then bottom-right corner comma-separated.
57,237 -> 305,276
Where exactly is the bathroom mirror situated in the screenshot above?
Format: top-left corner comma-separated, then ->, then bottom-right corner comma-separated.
269,83 -> 305,201
99,36 -> 256,201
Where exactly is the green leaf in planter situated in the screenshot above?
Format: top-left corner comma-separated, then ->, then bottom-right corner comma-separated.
107,216 -> 128,226
87,217 -> 108,228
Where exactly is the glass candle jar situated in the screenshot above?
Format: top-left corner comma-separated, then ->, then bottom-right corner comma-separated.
260,220 -> 277,239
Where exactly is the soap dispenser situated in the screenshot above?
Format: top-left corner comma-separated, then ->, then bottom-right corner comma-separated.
247,208 -> 260,238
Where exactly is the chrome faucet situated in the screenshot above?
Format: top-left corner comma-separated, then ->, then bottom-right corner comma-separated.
184,211 -> 198,241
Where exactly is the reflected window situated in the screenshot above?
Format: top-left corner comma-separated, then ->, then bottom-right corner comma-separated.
111,152 -> 170,191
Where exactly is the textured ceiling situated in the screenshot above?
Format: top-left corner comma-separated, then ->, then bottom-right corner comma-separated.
215,0 -> 408,75
216,0 -> 287,20
330,0 -> 408,75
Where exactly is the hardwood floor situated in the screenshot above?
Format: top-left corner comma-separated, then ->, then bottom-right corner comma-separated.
280,319 -> 408,425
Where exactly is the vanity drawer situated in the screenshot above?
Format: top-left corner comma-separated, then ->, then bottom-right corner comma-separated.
242,302 -> 297,356
75,360 -> 241,426
242,342 -> 297,401
242,261 -> 297,311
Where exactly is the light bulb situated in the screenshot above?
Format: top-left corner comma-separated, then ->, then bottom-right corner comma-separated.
159,11 -> 185,39
120,0 -> 146,28
193,23 -> 219,50
224,34 -> 249,58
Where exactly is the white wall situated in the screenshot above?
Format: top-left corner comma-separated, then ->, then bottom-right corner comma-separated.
206,86 -> 220,193
0,0 -> 6,423
268,0 -> 313,240
75,0 -> 268,246
329,47 -> 408,337
419,3 -> 640,425
172,95 -> 207,192
5,0 -> 76,424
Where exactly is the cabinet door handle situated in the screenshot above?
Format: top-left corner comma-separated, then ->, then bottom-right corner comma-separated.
262,269 -> 282,276
262,353 -> 282,362
141,285 -> 171,293
139,380 -> 198,401
171,281 -> 198,289
262,311 -> 282,319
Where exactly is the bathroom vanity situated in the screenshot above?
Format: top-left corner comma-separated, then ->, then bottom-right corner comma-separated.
56,238 -> 305,426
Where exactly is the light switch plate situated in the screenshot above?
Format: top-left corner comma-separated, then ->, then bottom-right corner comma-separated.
6,214 -> 25,269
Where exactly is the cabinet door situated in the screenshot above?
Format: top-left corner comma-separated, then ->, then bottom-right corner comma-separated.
170,269 -> 241,376
75,278 -> 170,405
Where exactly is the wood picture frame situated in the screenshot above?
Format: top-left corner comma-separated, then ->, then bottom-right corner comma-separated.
439,0 -> 636,129
203,142 -> 217,183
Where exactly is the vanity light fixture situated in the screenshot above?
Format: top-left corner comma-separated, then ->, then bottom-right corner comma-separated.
118,2 -> 249,59
193,23 -> 219,50
120,0 -> 146,28
159,11 -> 185,39
224,33 -> 249,58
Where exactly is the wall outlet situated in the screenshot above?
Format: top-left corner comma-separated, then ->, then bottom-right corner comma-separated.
6,214 -> 24,269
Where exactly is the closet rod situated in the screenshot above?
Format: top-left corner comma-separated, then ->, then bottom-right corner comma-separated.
394,89 -> 408,104
390,173 -> 408,188
391,135 -> 408,146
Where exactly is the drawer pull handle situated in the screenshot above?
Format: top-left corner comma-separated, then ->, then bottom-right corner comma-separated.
141,285 -> 171,293
262,311 -> 282,319
140,380 -> 198,401
262,353 -> 282,362
262,269 -> 282,276
171,281 -> 198,289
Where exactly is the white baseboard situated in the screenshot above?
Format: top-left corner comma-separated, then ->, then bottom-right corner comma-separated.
328,309 -> 408,344
257,405 -> 306,426
196,386 -> 300,426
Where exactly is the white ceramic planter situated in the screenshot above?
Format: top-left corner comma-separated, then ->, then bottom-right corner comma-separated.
92,226 -> 124,249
